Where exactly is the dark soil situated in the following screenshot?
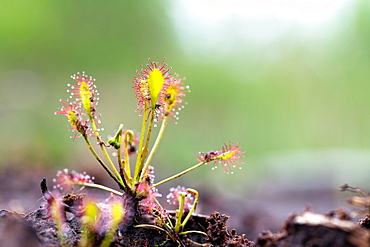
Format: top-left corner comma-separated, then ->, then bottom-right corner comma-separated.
0,208 -> 250,247
0,206 -> 369,246
0,167 -> 369,246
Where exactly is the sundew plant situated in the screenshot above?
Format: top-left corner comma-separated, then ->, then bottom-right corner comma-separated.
51,58 -> 245,245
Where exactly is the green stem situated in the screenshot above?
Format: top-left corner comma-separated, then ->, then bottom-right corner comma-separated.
135,110 -> 155,182
140,112 -> 155,169
123,131 -> 132,180
119,160 -> 133,194
101,142 -> 123,183
180,189 -> 199,230
141,115 -> 168,180
135,224 -> 169,232
178,230 -> 208,236
117,146 -> 122,173
153,197 -> 174,228
79,182 -> 123,196
134,102 -> 149,180
151,162 -> 206,188
90,118 -> 123,185
83,135 -> 125,190
174,192 -> 186,233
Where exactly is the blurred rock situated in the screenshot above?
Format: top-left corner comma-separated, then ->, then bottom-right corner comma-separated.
0,210 -> 42,247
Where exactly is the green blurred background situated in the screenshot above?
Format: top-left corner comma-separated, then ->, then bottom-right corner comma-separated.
0,0 -> 369,236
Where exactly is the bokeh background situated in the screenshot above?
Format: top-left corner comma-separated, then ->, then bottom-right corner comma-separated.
1,0 -> 369,239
